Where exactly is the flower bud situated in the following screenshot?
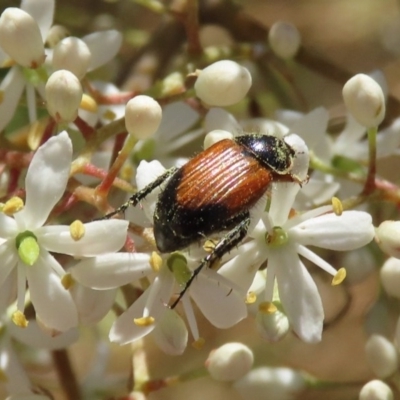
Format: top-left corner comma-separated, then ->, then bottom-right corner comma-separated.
194,60 -> 252,107
52,37 -> 91,79
204,129 -> 233,149
342,74 -> 385,128
365,334 -> 398,378
152,309 -> 188,355
256,307 -> 289,342
205,342 -> 254,382
46,24 -> 70,48
0,8 -> 45,68
359,380 -> 394,400
268,21 -> 301,59
125,95 -> 162,139
376,221 -> 400,258
45,70 -> 83,123
380,257 -> 400,298
233,367 -> 305,400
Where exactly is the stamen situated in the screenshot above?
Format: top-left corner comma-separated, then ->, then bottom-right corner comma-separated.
192,337 -> 205,350
150,252 -> 162,272
61,273 -> 75,290
80,94 -> 98,112
259,301 -> 277,314
2,196 -> 24,215
246,291 -> 257,304
134,316 -> 155,326
332,197 -> 343,216
332,268 -> 346,286
12,310 -> 28,328
70,220 -> 85,241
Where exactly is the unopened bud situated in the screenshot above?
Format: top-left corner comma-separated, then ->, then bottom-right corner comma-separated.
380,257 -> 400,299
46,24 -> 70,48
342,74 -> 385,128
45,70 -> 83,123
268,21 -> 301,59
0,8 -> 45,68
125,95 -> 162,139
204,129 -> 234,149
365,334 -> 398,379
376,221 -> 400,259
52,37 -> 91,79
256,306 -> 289,342
359,380 -> 393,400
194,60 -> 252,107
206,342 -> 254,382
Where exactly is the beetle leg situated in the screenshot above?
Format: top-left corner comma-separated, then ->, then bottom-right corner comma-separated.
101,166 -> 178,219
170,213 -> 251,309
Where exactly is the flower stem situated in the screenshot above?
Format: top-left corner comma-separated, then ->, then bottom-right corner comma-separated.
361,126 -> 377,195
52,349 -> 81,400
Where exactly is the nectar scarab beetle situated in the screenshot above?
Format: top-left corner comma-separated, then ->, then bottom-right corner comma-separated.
104,133 -> 302,307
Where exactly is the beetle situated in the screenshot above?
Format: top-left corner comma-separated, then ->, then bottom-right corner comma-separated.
105,133 -> 300,308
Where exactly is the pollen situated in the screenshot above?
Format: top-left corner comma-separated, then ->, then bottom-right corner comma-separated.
259,301 -> 277,314
245,291 -> 257,304
80,93 -> 98,112
332,197 -> 343,216
134,316 -> 155,326
150,251 -> 162,272
61,273 -> 75,290
102,108 -> 117,121
70,220 -> 85,241
2,196 -> 24,215
192,337 -> 205,350
332,267 -> 346,286
12,310 -> 29,328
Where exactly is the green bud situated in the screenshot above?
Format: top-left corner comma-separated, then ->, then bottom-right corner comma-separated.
16,231 -> 39,265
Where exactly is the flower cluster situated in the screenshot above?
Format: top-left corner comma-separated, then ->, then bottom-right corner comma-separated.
0,1 -> 399,400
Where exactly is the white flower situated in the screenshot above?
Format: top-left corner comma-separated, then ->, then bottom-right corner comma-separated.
0,0 -> 54,132
220,135 -> 375,342
268,21 -> 301,59
359,380 -> 394,400
109,160 -> 247,351
0,132 -> 128,332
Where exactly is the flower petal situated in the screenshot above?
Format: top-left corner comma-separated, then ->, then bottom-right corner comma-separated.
272,246 -> 323,343
109,269 -> 174,345
0,67 -> 25,132
15,132 -> 72,230
71,284 -> 116,325
21,0 -> 54,40
0,213 -> 18,238
204,108 -> 241,132
291,210 -> 375,251
70,252 -> 151,289
26,250 -> 78,332
38,220 -> 128,256
189,269 -> 247,328
83,30 -> 122,71
8,320 -> 78,349
0,241 -> 18,288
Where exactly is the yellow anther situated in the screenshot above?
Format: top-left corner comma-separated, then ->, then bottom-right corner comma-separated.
70,220 -> 85,241
102,109 -> 117,121
191,337 -> 205,350
134,316 -> 155,326
27,118 -> 49,150
150,252 -> 162,272
2,197 -> 24,215
203,239 -> 217,253
245,291 -> 257,304
61,273 -> 75,290
332,197 -> 343,216
80,94 -> 98,112
12,311 -> 29,328
332,268 -> 346,286
258,301 -> 277,314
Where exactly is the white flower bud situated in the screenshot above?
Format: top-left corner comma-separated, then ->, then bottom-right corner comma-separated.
380,257 -> 400,298
365,334 -> 398,379
46,24 -> 70,48
152,309 -> 188,355
125,95 -> 162,139
268,21 -> 301,59
204,129 -> 233,149
342,74 -> 385,128
194,60 -> 252,107
0,8 -> 45,68
376,221 -> 400,259
45,70 -> 83,123
52,37 -> 91,79
256,308 -> 289,342
359,380 -> 394,400
206,342 -> 254,382
233,367 -> 305,400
